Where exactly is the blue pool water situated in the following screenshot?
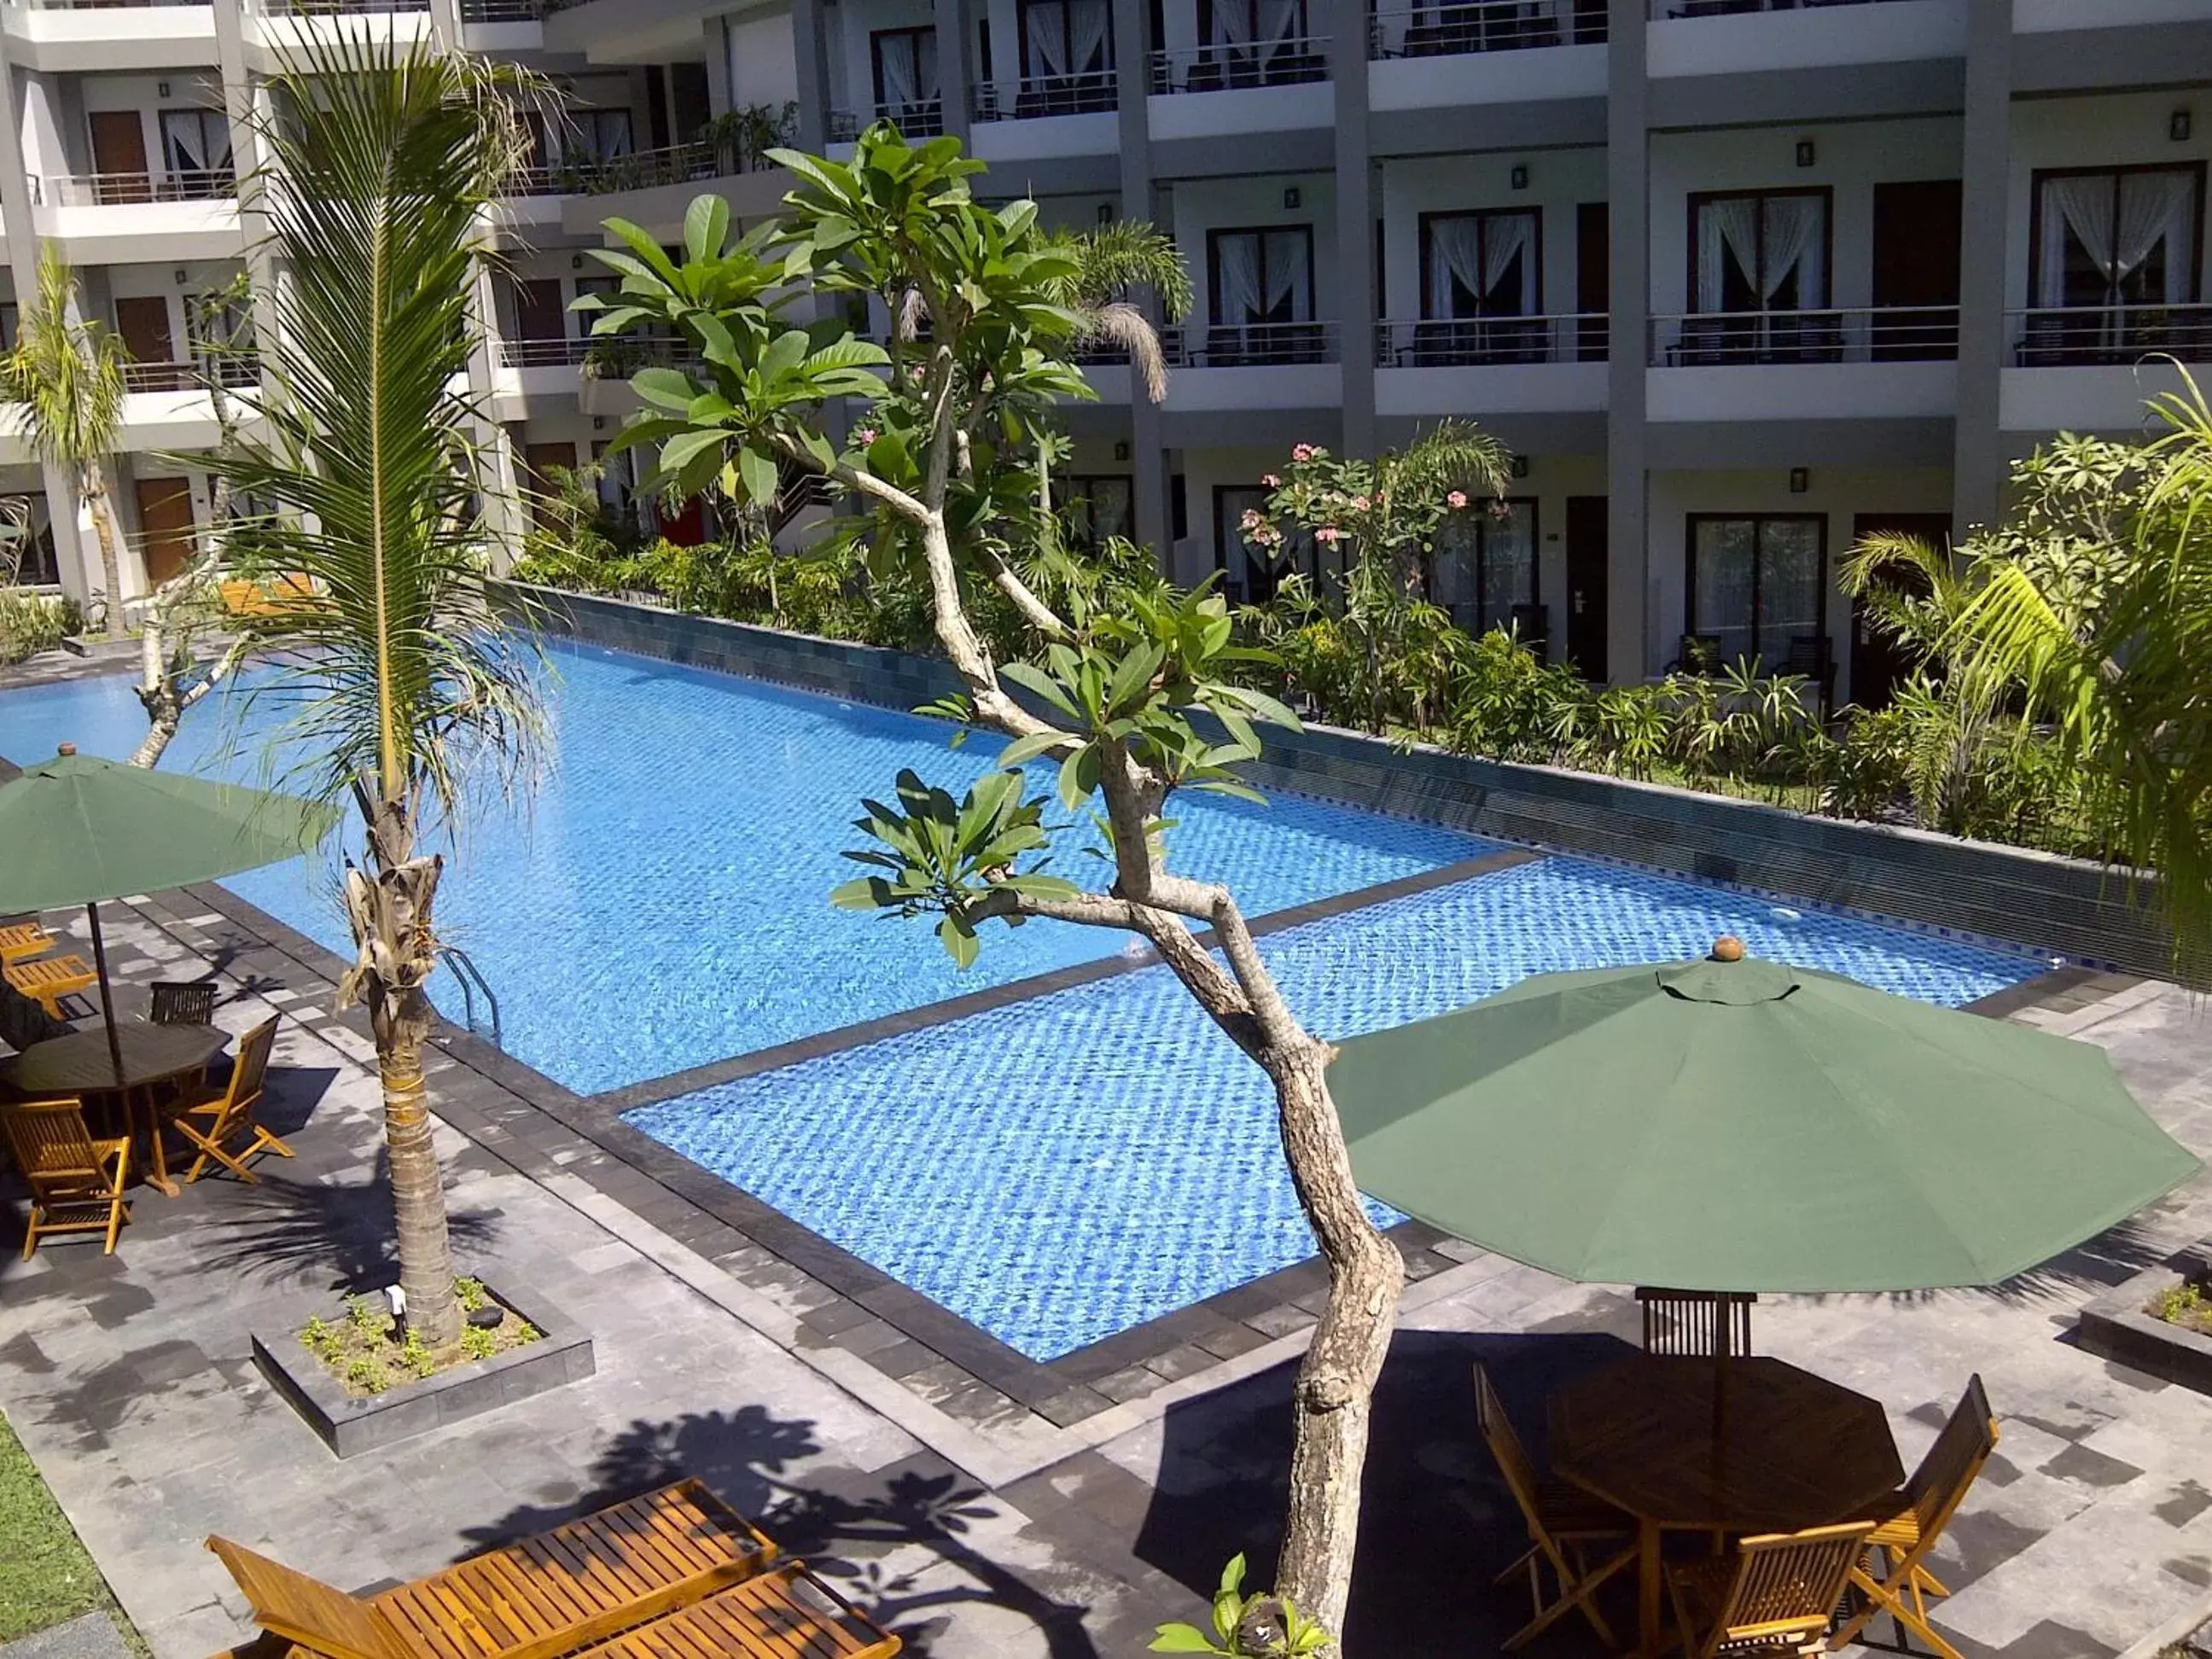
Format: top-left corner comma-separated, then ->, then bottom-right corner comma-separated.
0,642 -> 1490,1092
629,857 -> 2046,1361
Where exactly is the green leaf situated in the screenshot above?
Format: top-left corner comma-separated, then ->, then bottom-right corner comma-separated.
1147,1627 -> 1225,1656
830,876 -> 894,910
995,730 -> 1071,770
736,445 -> 778,505
684,193 -> 730,265
632,367 -> 700,411
938,913 -> 981,969
656,428 -> 729,478
1000,661 -> 1080,719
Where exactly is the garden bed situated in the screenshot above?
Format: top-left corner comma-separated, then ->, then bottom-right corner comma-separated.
2077,1243 -> 2212,1397
251,1279 -> 594,1458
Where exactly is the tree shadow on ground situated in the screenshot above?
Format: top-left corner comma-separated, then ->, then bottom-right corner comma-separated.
1133,1322 -> 1642,1659
194,1146 -> 504,1297
459,1406 -> 1102,1658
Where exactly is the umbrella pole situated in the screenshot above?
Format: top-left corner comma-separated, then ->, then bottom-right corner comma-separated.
86,902 -> 124,1087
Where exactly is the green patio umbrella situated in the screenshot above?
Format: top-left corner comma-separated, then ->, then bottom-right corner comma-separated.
0,743 -> 335,1082
1327,942 -> 2201,1292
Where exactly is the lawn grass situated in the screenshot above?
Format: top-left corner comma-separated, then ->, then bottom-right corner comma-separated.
0,1405 -> 132,1646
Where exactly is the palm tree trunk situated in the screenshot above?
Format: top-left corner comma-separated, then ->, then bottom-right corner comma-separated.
84,463 -> 126,641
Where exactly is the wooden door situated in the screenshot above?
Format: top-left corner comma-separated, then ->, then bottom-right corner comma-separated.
513,279 -> 565,344
1565,495 -> 1608,681
114,297 -> 175,387
1848,512 -> 1949,708
88,111 -> 151,203
1871,180 -> 1961,362
1576,201 -> 1609,362
522,441 -> 579,521
134,477 -> 196,585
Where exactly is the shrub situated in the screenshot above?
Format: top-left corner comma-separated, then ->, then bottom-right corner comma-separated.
0,589 -> 78,665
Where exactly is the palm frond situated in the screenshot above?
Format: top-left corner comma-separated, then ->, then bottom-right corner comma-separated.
1051,220 -> 1194,321
1086,301 -> 1169,403
2,246 -> 126,474
1387,420 -> 1513,502
202,33 -> 546,826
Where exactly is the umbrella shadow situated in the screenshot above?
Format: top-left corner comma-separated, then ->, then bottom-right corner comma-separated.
456,1408 -> 1100,1657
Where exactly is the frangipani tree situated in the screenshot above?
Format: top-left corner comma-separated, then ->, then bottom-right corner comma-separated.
583,126 -> 1497,1639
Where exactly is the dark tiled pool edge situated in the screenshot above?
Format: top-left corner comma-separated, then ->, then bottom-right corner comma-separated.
597,845 -> 1538,1113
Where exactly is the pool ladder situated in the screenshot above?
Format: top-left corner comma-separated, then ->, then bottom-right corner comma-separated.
439,946 -> 504,1051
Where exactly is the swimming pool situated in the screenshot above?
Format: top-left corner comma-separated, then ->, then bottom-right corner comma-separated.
0,641 -> 1493,1092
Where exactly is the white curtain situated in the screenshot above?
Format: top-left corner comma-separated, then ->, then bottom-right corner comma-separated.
1760,195 -> 1824,307
1697,196 -> 1763,311
1027,1 -> 1069,74
2117,172 -> 2196,305
1264,230 -> 1309,321
1069,0 -> 1110,73
2039,175 -> 2112,307
1482,212 -> 1538,312
1209,0 -> 1251,44
876,33 -> 934,108
1426,215 -> 1484,317
1215,233 -> 1265,324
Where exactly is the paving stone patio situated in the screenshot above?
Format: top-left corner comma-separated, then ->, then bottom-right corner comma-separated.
1,871 -> 2209,1656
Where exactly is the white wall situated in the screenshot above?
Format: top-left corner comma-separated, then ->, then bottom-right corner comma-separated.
1649,115 -> 1961,317
725,10 -> 800,110
1369,42 -> 1604,114
1380,148 -> 1604,323
2016,0 -> 2212,32
1169,172 -> 1337,323
106,259 -> 243,359
1644,465 -> 1953,700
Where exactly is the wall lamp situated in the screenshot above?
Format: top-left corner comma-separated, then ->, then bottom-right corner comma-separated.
1510,163 -> 1529,191
1789,467 -> 1810,494
1796,139 -> 1816,168
2173,109 -> 2194,143
1283,186 -> 1301,210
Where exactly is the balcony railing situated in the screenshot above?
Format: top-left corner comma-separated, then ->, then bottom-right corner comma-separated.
1377,313 -> 1607,366
507,139 -> 777,199
14,0 -> 207,9
1650,0 -> 1918,15
971,69 -> 1120,120
1165,320 -> 1340,366
498,335 -> 595,368
2010,305 -> 2212,368
1369,0 -> 1604,59
263,0 -> 430,14
43,169 -> 236,206
828,102 -> 946,142
122,353 -> 259,393
1149,38 -> 1330,94
458,0 -> 543,18
1649,306 -> 1959,365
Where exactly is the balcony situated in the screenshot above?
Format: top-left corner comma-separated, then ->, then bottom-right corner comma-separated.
971,70 -> 1120,120
1149,38 -> 1330,93
1369,0 -> 1604,58
1375,314 -> 1607,416
2009,305 -> 2212,368
2,0 -> 218,71
1647,306 -> 1957,422
1649,0 -> 1917,15
1377,313 -> 1604,365
458,0 -> 544,17
828,102 -> 946,143
34,171 -> 242,260
1645,0 -> 1964,79
121,354 -> 258,393
512,141 -> 776,200
43,168 -> 233,206
262,0 -> 428,12
1167,320 -> 1339,366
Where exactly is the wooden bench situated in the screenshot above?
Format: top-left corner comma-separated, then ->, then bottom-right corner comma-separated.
209,1480 -> 781,1659
0,920 -> 56,967
549,1563 -> 899,1659
4,952 -> 96,1018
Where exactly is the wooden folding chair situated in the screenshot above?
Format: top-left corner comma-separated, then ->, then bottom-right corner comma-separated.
171,1016 -> 285,1184
1638,1287 -> 1755,1359
0,1098 -> 131,1259
148,980 -> 219,1027
563,1563 -> 902,1659
1474,1362 -> 1635,1650
1668,1522 -> 1874,1659
4,952 -> 97,1018
1828,1374 -> 1999,1659
209,1479 -> 781,1659
0,919 -> 55,967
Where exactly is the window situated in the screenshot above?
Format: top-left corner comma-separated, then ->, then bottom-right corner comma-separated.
1422,210 -> 1540,319
1203,0 -> 1305,51
1691,189 -> 1829,313
1430,498 -> 1538,635
1063,475 -> 1132,547
158,109 -> 233,196
1207,226 -> 1318,364
871,27 -> 941,125
1,498 -> 55,586
592,439 -> 637,522
1020,0 -> 1114,80
1686,514 -> 1825,672
571,108 -> 634,165
1215,485 -> 1319,603
2032,165 -> 2203,310
574,275 -> 620,337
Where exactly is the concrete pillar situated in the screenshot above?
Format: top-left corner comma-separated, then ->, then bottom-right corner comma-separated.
1604,0 -> 1649,683
706,18 -> 734,119
1330,0 -> 1374,460
792,0 -> 835,152
1113,0 -> 1169,558
939,0 -> 975,144
1953,0 -> 2013,540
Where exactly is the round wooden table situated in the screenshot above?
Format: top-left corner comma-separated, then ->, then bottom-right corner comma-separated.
0,1023 -> 230,1196
1549,1354 -> 1903,1656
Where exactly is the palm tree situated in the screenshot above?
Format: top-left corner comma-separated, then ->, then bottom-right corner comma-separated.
1048,219 -> 1193,404
204,34 -> 545,1347
3,247 -> 130,639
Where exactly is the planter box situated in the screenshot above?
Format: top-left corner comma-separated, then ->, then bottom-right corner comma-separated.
251,1284 -> 595,1458
2075,1243 -> 2212,1397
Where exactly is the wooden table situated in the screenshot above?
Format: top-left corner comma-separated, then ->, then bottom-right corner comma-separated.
0,1023 -> 230,1196
1549,1354 -> 1903,1657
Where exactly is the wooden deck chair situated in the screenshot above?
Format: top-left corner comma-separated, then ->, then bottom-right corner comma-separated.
149,980 -> 219,1027
565,1563 -> 901,1659
172,1016 -> 285,1184
1638,1287 -> 1756,1359
1828,1374 -> 1999,1659
208,1479 -> 779,1659
1668,1522 -> 1875,1659
1474,1362 -> 1635,1650
0,919 -> 55,966
4,952 -> 97,1018
0,1099 -> 131,1258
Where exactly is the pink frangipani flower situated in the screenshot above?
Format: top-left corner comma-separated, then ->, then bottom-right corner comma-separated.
1447,490 -> 1469,509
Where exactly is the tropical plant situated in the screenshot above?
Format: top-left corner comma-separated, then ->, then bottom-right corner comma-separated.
201,34 -> 545,1348
1153,1556 -> 1334,1656
2,248 -> 130,638
1046,218 -> 1193,405
0,588 -> 77,666
696,102 -> 799,174
585,125 -> 1393,1637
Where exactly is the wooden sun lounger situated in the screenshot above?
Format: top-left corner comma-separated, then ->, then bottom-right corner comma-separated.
0,920 -> 56,967
557,1563 -> 900,1659
4,952 -> 96,1018
208,1480 -> 780,1659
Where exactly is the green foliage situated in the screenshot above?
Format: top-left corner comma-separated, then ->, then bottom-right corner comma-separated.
347,1295 -> 383,1335
1151,1557 -> 1333,1656
0,1406 -> 137,1646
454,1277 -> 490,1313
2153,1278 -> 2212,1333
0,590 -> 77,666
461,1324 -> 498,1360
398,1326 -> 438,1379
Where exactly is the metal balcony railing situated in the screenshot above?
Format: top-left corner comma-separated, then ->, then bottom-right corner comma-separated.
2010,305 -> 2212,368
1165,320 -> 1340,366
498,335 -> 594,368
458,0 -> 543,18
1650,0 -> 1918,16
122,353 -> 259,392
1369,0 -> 1604,59
972,69 -> 1120,119
44,169 -> 236,206
1377,313 -> 1607,366
507,139 -> 777,199
1649,306 -> 1960,366
263,0 -> 430,14
1148,38 -> 1330,94
15,0 -> 206,9
828,102 -> 946,142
